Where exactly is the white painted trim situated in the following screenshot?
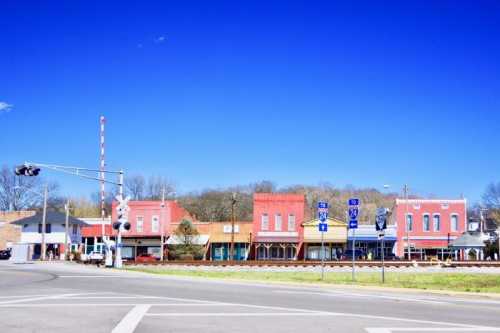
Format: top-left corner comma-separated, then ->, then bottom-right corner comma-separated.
402,236 -> 457,240
257,231 -> 298,237
396,199 -> 466,204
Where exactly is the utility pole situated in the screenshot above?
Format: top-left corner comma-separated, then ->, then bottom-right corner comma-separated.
114,170 -> 125,268
64,199 -> 70,260
230,193 -> 237,261
404,184 -> 410,260
160,187 -> 166,262
41,184 -> 48,261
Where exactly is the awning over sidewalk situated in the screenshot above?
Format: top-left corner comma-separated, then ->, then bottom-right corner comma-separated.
253,237 -> 299,243
166,235 -> 209,246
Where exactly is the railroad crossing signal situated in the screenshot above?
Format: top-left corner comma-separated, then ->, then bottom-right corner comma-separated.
114,195 -> 131,231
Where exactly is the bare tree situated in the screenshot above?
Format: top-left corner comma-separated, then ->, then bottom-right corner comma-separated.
251,180 -> 276,193
482,182 -> 500,223
146,175 -> 176,200
483,182 -> 500,209
125,174 -> 146,200
0,164 -> 48,211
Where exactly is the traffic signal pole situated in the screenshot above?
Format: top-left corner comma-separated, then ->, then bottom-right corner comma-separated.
115,170 -> 125,269
14,162 -> 125,265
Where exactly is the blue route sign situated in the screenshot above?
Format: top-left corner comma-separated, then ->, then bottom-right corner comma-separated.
348,198 -> 360,206
318,211 -> 328,222
348,198 -> 360,229
319,223 -> 328,232
318,201 -> 329,222
348,207 -> 359,220
318,202 -> 328,209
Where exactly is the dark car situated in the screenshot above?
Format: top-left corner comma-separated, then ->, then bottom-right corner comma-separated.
374,253 -> 400,261
0,249 -> 11,260
342,249 -> 365,260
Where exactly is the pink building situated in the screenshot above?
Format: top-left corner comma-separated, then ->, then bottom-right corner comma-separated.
110,200 -> 193,259
392,199 -> 467,260
252,193 -> 305,260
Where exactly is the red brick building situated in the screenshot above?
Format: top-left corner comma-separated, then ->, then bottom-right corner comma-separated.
392,199 -> 467,260
252,193 -> 305,260
82,200 -> 194,259
112,200 -> 193,259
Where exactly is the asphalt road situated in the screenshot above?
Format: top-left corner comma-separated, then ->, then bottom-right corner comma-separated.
1,262 -> 500,333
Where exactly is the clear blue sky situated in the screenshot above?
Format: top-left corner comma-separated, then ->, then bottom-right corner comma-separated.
1,1 -> 499,203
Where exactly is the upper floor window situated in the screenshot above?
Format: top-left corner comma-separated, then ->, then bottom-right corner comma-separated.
406,214 -> 413,232
423,214 -> 430,231
38,224 -> 51,233
261,214 -> 269,231
433,214 -> 441,231
275,214 -> 282,231
288,214 -> 296,231
136,216 -> 144,232
451,214 -> 459,232
152,215 -> 160,233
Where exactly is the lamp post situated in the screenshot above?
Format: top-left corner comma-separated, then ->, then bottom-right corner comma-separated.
230,193 -> 237,261
64,199 -> 70,260
403,184 -> 410,260
160,187 -> 165,262
383,184 -> 410,260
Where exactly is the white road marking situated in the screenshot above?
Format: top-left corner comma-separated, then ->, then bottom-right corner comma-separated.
0,293 -> 95,305
58,275 -> 127,278
0,291 -> 496,331
60,296 -> 162,299
365,328 -> 500,332
0,294 -> 54,299
274,290 -> 448,305
111,304 -> 151,333
145,312 -> 340,317
0,303 -> 241,308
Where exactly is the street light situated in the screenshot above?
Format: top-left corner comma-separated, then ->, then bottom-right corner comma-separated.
14,184 -> 49,261
383,184 -> 410,260
230,193 -> 237,261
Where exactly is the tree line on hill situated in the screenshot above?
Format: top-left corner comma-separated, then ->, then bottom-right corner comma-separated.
1,164 -> 500,227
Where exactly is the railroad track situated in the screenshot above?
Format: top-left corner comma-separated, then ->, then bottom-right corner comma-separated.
124,260 -> 500,267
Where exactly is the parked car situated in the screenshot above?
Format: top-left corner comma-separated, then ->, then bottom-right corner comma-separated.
0,249 -> 11,260
342,249 -> 365,260
135,253 -> 158,263
374,253 -> 400,261
86,251 -> 104,266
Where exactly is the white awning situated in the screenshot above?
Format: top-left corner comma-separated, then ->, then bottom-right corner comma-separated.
166,235 -> 209,246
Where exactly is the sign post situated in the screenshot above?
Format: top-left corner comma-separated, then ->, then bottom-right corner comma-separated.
318,202 -> 329,280
348,198 -> 360,282
376,207 -> 388,283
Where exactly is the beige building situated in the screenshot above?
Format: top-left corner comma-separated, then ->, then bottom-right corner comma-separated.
302,217 -> 347,260
0,211 -> 35,250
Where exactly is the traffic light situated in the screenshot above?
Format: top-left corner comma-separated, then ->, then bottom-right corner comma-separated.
15,164 -> 40,176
